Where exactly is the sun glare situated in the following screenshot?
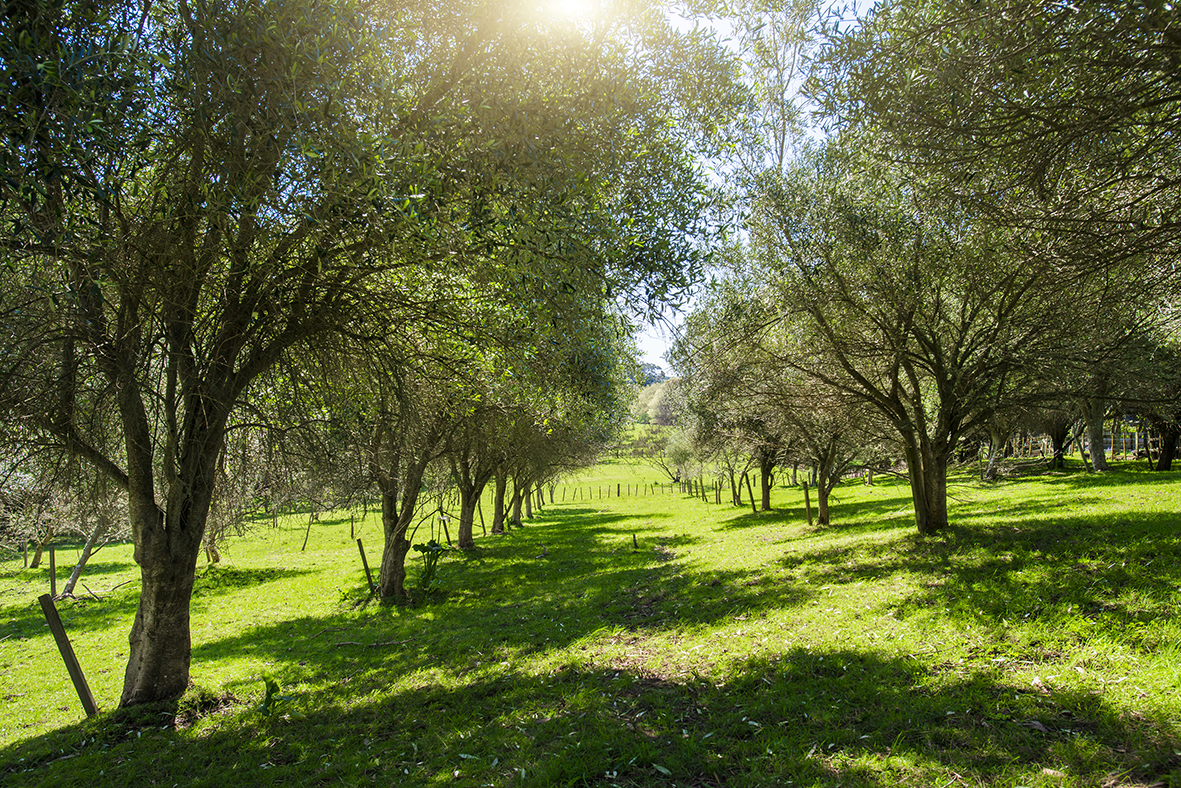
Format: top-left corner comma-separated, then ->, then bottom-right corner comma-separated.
544,0 -> 594,21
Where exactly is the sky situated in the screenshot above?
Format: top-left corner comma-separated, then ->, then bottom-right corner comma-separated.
628,0 -> 871,377
635,316 -> 682,372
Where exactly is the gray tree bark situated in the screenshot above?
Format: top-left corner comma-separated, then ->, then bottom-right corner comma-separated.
62,513 -> 110,597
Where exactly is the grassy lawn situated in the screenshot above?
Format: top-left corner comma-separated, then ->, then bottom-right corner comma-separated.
1,458 -> 1179,787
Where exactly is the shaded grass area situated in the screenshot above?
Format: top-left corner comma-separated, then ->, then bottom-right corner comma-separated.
1,460 -> 1179,787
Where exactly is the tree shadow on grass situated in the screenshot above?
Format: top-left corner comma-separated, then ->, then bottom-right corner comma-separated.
901,511 -> 1181,638
171,508 -> 817,702
5,473 -> 1181,786
713,477 -> 919,536
191,565 -> 315,599
1025,464 -> 1181,490
0,584 -> 142,647
769,501 -> 1181,660
713,508 -> 781,530
4,646 -> 1177,788
0,566 -> 315,658
6,556 -> 137,583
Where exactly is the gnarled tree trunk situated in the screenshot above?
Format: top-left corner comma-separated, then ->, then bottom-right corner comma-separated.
373,421 -> 440,603
510,480 -> 524,527
455,490 -> 480,549
756,446 -> 776,511
983,424 -> 1008,482
491,466 -> 507,534
1082,397 -> 1110,471
120,401 -> 225,707
1154,418 -> 1180,471
901,429 -> 951,536
377,482 -> 413,602
1041,410 -> 1071,470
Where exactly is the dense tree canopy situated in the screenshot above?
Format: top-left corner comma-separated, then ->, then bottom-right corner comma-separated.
814,0 -> 1181,275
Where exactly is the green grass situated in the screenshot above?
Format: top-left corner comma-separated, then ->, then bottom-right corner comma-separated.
1,458 -> 1179,787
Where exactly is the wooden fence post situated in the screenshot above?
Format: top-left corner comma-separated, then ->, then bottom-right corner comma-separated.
356,539 -> 376,597
38,594 -> 99,717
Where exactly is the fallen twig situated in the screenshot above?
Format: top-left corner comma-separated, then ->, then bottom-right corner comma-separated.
334,639 -> 412,648
311,627 -> 346,638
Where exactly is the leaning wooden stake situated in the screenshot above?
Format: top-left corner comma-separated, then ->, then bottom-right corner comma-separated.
356,539 -> 376,597
38,594 -> 98,717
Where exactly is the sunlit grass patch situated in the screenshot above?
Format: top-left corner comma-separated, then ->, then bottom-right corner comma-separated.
2,459 -> 1179,786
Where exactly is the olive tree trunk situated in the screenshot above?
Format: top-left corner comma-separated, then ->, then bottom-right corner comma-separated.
491,467 -> 508,534
1082,398 -> 1110,471
984,425 -> 1009,482
120,396 -> 227,707
757,447 -> 776,511
377,485 -> 413,602
455,490 -> 480,549
1155,421 -> 1180,471
900,429 -> 951,536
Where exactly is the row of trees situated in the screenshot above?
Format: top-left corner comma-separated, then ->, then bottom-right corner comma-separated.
0,0 -> 745,705
665,0 -> 1180,534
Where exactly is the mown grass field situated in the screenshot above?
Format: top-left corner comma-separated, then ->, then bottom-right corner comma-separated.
1,458 -> 1179,787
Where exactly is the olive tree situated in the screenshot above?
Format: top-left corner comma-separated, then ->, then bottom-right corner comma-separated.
743,144 -> 1118,534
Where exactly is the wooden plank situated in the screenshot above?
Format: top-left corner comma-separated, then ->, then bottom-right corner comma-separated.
38,594 -> 99,717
